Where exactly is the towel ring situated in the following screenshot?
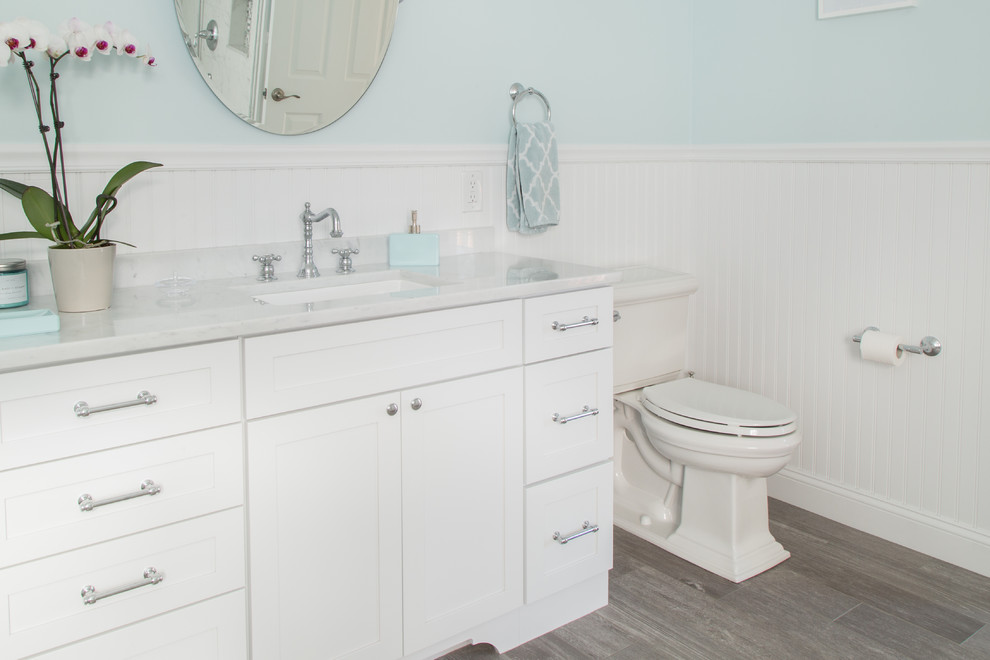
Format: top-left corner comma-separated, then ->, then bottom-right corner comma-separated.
509,82 -> 551,124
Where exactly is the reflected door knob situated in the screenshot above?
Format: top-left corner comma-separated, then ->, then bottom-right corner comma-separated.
271,88 -> 301,102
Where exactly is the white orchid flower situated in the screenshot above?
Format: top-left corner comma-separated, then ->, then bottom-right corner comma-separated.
0,40 -> 11,67
112,27 -> 140,57
46,34 -> 67,58
17,18 -> 51,53
57,17 -> 95,60
0,19 -> 30,53
66,32 -> 93,60
92,22 -> 113,55
141,43 -> 157,67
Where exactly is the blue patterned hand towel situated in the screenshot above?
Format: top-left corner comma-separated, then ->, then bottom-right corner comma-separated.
507,121 -> 560,234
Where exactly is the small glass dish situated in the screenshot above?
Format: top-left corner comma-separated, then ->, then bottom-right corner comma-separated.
155,274 -> 196,297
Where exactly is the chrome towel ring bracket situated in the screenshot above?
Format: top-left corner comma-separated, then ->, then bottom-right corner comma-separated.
509,82 -> 551,124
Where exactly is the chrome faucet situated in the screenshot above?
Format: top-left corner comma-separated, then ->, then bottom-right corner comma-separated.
297,202 -> 342,278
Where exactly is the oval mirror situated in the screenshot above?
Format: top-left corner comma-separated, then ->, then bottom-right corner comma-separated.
174,0 -> 399,135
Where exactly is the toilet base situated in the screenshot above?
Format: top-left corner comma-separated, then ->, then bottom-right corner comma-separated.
614,465 -> 790,583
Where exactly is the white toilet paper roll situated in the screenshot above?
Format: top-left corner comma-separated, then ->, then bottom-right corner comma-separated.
860,330 -> 906,366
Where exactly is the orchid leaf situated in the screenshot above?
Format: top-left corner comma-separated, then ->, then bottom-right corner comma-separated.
3,180 -> 75,243
0,230 -> 47,240
0,178 -> 30,199
101,162 -> 163,197
21,186 -> 77,242
82,162 -> 162,242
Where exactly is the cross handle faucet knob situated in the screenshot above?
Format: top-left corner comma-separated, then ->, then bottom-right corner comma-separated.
332,247 -> 359,274
252,253 -> 282,281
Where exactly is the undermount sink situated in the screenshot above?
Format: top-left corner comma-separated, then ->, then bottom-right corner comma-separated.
248,270 -> 455,306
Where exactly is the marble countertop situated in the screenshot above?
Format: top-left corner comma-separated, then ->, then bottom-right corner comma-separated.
0,253 -> 620,373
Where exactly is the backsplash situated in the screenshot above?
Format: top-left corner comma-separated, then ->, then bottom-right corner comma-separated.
1,142 -> 987,575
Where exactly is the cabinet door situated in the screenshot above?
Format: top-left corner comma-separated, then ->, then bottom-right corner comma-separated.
248,394 -> 402,660
401,368 -> 524,654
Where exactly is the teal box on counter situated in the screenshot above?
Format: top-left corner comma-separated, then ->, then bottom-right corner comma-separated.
388,233 -> 439,266
0,309 -> 60,338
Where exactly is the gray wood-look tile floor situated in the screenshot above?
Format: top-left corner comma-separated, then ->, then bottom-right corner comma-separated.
441,499 -> 990,660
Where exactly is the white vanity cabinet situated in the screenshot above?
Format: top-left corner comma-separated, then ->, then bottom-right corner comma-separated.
0,341 -> 247,660
244,301 -> 525,659
246,288 -> 613,659
0,275 -> 616,660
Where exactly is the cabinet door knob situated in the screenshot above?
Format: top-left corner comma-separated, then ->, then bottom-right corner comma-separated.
386,403 -> 398,416
410,398 -> 423,411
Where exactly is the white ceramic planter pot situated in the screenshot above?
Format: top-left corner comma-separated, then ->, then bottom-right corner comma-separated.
47,244 -> 117,313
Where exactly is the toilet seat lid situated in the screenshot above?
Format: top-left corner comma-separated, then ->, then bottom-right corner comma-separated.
642,378 -> 797,437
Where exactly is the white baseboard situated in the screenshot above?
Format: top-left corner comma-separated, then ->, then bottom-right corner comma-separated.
768,468 -> 990,579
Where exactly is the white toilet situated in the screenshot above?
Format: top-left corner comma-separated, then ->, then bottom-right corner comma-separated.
612,267 -> 801,582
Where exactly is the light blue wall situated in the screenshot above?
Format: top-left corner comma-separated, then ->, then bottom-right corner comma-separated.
4,1 -> 988,146
0,0 -> 692,145
691,0 -> 990,143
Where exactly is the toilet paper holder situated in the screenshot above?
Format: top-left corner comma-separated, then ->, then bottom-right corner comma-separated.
852,327 -> 942,357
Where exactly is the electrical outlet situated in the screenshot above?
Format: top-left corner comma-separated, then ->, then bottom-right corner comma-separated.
462,170 -> 483,212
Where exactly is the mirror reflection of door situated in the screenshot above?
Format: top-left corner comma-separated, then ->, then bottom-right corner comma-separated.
174,0 -> 398,135
264,0 -> 395,134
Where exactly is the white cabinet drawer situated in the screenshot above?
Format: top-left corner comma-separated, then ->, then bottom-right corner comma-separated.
0,508 -> 244,660
525,463 -> 613,603
30,590 -> 248,660
0,425 -> 243,568
0,341 -> 241,470
523,288 -> 613,363
244,300 -> 522,418
524,349 -> 613,484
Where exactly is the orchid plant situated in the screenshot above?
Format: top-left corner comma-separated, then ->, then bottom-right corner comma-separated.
0,17 -> 161,249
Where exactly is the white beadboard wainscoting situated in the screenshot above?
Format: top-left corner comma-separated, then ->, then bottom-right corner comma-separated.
1,142 -> 987,576
689,152 -> 990,578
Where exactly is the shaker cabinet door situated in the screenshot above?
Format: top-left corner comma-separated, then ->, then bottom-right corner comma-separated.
401,368 -> 524,654
248,393 -> 403,660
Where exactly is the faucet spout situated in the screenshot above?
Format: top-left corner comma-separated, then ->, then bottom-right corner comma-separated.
301,203 -> 342,238
327,208 -> 342,238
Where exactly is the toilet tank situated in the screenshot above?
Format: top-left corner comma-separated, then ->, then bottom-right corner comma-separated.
613,267 -> 699,394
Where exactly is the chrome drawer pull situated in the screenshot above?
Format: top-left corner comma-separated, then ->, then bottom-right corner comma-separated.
553,521 -> 599,545
78,479 -> 162,512
81,567 -> 165,605
74,390 -> 158,418
551,316 -> 599,332
552,405 -> 599,425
